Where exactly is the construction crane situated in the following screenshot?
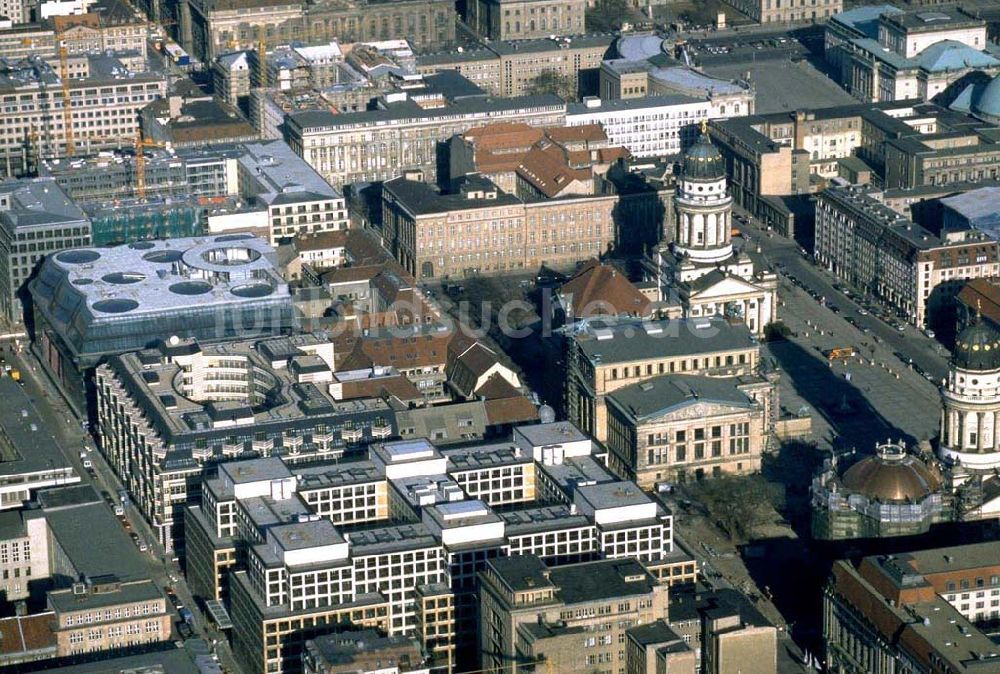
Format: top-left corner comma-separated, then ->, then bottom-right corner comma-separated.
257,24 -> 267,88
58,38 -> 73,157
133,131 -> 169,199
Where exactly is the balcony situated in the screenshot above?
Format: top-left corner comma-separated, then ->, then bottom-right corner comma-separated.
284,435 -> 303,455
342,427 -> 363,444
252,437 -> 274,453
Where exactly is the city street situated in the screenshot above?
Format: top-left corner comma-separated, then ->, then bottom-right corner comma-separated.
9,348 -> 238,672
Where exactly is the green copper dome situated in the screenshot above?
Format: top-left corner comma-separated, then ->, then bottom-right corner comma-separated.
953,319 -> 1000,371
683,131 -> 724,180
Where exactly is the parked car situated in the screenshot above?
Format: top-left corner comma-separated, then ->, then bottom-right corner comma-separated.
177,622 -> 194,640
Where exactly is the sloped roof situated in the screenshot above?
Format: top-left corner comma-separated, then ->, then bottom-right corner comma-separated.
558,261 -> 651,318
608,374 -> 756,421
485,395 -> 539,426
916,40 -> 999,73
475,372 -> 520,399
544,124 -> 607,145
517,145 -> 593,197
0,613 -> 56,657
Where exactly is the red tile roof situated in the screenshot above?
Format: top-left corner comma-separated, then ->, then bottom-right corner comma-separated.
558,261 -> 652,318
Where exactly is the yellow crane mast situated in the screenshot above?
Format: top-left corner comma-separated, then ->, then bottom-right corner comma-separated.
133,132 -> 168,199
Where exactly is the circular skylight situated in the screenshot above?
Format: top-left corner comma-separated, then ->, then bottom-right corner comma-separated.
169,281 -> 213,296
231,283 -> 274,298
92,298 -> 139,314
102,272 -> 145,285
57,250 -> 101,264
142,249 -> 184,264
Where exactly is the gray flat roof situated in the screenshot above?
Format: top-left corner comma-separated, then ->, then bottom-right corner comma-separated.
0,376 -> 75,477
31,646 -> 205,673
515,420 -> 587,447
239,140 -> 342,205
43,498 -> 151,582
550,557 -> 656,604
348,523 -> 440,556
570,317 -> 756,365
568,93 -> 703,116
575,481 -> 653,510
383,176 -> 521,216
220,457 -> 293,485
48,580 -> 163,613
501,505 -> 592,536
0,178 -> 88,233
288,93 -> 564,131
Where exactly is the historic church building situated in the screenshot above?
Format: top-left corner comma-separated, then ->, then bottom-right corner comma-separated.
652,125 -> 778,336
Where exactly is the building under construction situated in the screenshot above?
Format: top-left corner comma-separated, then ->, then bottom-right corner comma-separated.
83,198 -> 205,247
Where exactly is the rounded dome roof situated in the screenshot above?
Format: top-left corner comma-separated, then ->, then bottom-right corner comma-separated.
683,132 -> 724,180
841,444 -> 941,502
953,319 -> 1000,371
972,75 -> 1000,121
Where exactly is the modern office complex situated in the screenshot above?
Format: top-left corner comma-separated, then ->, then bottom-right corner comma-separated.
183,420 -> 693,674
0,178 -> 91,324
30,234 -> 295,414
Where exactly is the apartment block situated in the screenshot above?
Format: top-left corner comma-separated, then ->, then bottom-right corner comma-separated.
563,317 -> 761,443
96,333 -> 391,552
285,93 -> 566,188
814,185 -> 1000,327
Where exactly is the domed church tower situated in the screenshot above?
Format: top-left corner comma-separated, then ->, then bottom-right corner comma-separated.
649,120 -> 778,337
939,310 -> 1000,471
673,125 -> 734,265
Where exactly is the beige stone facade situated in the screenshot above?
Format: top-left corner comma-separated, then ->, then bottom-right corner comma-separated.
722,0 -> 842,24
286,96 -> 565,188
381,175 -> 618,280
468,0 -> 586,40
564,318 -> 761,443
180,0 -> 455,63
605,375 -> 775,487
49,580 -> 171,657
479,556 -> 670,674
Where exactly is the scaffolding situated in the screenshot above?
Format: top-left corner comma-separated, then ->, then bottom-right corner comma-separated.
85,200 -> 205,246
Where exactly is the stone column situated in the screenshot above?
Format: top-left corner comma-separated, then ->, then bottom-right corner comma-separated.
994,411 -> 1000,449
977,412 -> 985,452
940,409 -> 947,446
957,411 -> 965,450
